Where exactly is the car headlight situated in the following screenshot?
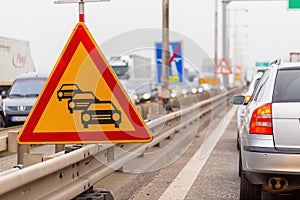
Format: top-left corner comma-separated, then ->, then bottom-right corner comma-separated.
82,113 -> 90,122
142,93 -> 151,100
191,88 -> 197,94
69,101 -> 75,109
112,112 -> 120,121
57,91 -> 63,98
181,89 -> 188,95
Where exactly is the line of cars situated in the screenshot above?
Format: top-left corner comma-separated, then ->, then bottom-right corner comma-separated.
230,59 -> 300,199
57,84 -> 121,128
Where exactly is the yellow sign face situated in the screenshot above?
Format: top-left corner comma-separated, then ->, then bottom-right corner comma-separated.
235,73 -> 241,81
199,78 -> 219,85
18,23 -> 152,144
169,76 -> 179,82
35,43 -> 134,132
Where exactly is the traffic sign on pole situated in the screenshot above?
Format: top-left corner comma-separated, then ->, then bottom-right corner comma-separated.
156,41 -> 184,83
215,58 -> 232,74
18,23 -> 152,144
255,62 -> 269,67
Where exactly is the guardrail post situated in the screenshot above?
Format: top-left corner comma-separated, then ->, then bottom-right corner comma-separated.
55,144 -> 65,153
106,146 -> 114,162
0,136 -> 7,152
8,131 -> 19,153
147,104 -> 159,121
17,144 -> 30,164
23,153 -> 43,167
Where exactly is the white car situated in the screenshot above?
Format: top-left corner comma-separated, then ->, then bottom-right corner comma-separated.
236,72 -> 263,149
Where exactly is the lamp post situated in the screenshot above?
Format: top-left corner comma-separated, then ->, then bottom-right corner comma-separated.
215,0 -> 218,71
228,8 -> 248,77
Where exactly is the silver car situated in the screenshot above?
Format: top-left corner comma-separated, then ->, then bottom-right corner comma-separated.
2,72 -> 47,126
231,60 -> 300,199
236,72 -> 263,150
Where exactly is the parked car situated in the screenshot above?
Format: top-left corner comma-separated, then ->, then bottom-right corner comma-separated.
230,60 -> 300,199
236,72 -> 263,150
2,72 -> 48,126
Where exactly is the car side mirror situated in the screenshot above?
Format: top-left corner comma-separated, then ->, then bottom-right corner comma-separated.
1,91 -> 6,98
230,95 -> 245,105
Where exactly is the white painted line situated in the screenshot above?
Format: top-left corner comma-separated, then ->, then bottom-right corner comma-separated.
159,106 -> 237,200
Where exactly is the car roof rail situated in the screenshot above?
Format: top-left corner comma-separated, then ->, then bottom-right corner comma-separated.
270,58 -> 281,66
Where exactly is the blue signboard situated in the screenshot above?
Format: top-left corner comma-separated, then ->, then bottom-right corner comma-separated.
156,41 -> 183,83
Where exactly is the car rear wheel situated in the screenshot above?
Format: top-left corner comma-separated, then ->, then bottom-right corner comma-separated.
240,172 -> 262,200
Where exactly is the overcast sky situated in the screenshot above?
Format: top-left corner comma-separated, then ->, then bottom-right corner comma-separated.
1,0 -> 299,73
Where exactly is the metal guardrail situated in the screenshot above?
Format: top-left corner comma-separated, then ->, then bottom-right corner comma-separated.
0,88 -> 238,199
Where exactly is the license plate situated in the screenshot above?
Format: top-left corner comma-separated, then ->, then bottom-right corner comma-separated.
11,116 -> 27,122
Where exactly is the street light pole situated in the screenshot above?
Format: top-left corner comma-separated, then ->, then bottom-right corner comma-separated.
162,0 -> 171,110
215,0 -> 218,70
222,0 -> 230,87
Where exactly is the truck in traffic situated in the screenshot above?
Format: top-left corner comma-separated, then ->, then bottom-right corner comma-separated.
0,37 -> 35,92
109,54 -> 152,80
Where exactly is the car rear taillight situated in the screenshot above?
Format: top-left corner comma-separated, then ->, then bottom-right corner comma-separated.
250,103 -> 272,135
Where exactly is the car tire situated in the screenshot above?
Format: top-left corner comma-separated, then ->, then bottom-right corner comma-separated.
0,115 -> 6,128
238,151 -> 242,177
240,172 -> 262,200
237,130 -> 240,150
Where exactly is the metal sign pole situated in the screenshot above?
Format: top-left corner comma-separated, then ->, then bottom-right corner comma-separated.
79,0 -> 85,22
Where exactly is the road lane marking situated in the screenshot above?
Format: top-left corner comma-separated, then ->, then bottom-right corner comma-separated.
159,106 -> 237,200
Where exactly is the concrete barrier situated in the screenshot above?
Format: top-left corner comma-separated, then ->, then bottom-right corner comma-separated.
8,131 -> 19,153
23,153 -> 43,167
0,136 -> 7,152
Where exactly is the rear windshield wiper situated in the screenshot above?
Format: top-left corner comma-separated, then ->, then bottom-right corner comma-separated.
24,94 -> 39,97
9,94 -> 24,97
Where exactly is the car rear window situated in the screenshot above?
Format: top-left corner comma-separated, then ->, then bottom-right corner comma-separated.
273,69 -> 300,102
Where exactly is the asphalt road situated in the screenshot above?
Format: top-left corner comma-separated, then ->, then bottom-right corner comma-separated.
130,106 -> 240,200
129,107 -> 300,200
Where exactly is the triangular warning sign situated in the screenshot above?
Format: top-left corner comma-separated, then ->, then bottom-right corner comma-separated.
236,64 -> 242,72
215,58 -> 232,74
18,23 -> 152,144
